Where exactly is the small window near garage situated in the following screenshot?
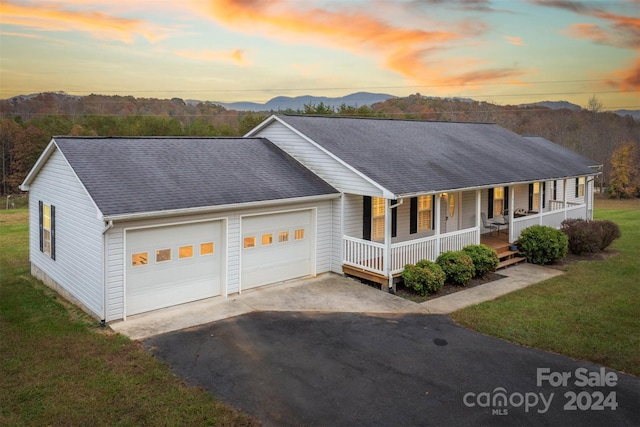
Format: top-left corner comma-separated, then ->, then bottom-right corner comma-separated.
179,245 -> 193,259
262,233 -> 273,245
155,248 -> 171,263
200,242 -> 214,255
278,231 -> 289,243
244,236 -> 257,248
132,252 -> 148,267
294,229 -> 305,240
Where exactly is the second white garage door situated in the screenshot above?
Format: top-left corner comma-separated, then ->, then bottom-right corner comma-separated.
241,210 -> 315,290
125,220 -> 224,316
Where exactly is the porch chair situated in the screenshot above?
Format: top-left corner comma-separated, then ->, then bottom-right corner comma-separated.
481,212 -> 499,235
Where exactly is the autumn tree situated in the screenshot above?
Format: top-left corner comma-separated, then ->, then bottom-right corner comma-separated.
608,142 -> 640,198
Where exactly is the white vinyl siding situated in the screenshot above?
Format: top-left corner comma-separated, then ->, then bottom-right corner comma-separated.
28,148 -> 104,319
254,121 -> 383,196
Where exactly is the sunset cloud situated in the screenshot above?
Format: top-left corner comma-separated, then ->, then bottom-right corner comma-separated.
174,48 -> 250,65
504,36 -> 524,46
606,58 -> 640,93
192,0 -> 527,89
0,0 -> 167,43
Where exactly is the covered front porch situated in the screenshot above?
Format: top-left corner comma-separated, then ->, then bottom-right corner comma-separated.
342,179 -> 589,288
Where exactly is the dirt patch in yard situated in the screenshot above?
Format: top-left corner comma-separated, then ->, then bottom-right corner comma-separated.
547,249 -> 617,271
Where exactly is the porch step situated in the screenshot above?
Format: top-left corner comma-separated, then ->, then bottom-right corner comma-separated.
496,250 -> 519,259
497,256 -> 527,269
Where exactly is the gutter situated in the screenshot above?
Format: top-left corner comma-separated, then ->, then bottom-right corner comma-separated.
101,193 -> 340,222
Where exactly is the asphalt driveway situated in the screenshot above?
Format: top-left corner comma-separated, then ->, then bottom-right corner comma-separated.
144,312 -> 640,427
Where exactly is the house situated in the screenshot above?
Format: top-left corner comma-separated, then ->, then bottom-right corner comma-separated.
21,116 -> 600,322
246,115 -> 601,286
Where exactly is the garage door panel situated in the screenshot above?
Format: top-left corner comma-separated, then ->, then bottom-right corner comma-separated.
242,210 -> 314,290
126,221 -> 224,316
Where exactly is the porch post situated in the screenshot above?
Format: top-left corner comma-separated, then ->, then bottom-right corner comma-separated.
475,190 -> 481,244
434,193 -> 441,258
538,182 -> 544,225
509,186 -> 515,243
383,198 -> 393,291
563,178 -> 568,221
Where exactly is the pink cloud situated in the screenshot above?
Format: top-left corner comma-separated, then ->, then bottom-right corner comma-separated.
0,0 -> 167,43
504,36 -> 524,46
192,0 -> 528,89
174,48 -> 250,65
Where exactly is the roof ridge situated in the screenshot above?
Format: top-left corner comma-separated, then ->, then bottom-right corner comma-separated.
279,114 -> 496,125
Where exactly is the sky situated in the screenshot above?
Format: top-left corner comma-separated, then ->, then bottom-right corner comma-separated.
0,0 -> 638,110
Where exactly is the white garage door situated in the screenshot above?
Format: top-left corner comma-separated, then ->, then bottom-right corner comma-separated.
241,210 -> 314,290
125,221 -> 224,316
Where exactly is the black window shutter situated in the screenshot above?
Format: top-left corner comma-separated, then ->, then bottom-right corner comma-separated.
431,196 -> 435,229
553,181 -> 557,200
50,205 -> 56,260
38,201 -> 44,253
363,196 -> 372,241
504,187 -> 509,215
528,183 -> 534,211
575,178 -> 579,198
410,197 -> 418,234
391,199 -> 397,238
488,188 -> 494,218
542,183 -> 546,209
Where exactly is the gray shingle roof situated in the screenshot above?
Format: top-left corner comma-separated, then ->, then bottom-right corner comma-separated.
54,137 -> 338,217
276,115 -> 600,196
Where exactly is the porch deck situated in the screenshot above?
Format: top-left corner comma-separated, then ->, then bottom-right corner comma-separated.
343,231 -> 524,286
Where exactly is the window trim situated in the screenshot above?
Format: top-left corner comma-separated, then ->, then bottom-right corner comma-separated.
39,201 -> 55,260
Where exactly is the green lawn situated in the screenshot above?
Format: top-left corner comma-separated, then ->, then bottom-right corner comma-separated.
0,210 -> 258,426
452,198 -> 640,376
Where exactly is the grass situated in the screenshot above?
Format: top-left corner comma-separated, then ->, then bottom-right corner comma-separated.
452,197 -> 640,376
0,209 -> 259,426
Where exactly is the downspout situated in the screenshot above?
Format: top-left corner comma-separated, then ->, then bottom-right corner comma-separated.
386,199 -> 404,292
100,220 -> 114,326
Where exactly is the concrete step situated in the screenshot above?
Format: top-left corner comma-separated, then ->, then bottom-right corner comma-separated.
497,256 -> 527,269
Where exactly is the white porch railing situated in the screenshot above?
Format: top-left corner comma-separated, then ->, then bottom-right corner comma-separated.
390,236 -> 438,274
343,227 -> 480,276
343,236 -> 385,275
511,204 -> 587,241
439,228 -> 479,254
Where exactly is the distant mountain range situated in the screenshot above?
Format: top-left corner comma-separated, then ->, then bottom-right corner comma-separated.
187,91 -> 397,111
3,91 -> 638,120
188,93 -> 637,119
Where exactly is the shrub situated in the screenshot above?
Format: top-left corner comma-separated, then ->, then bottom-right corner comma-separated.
561,218 -> 599,255
518,225 -> 568,265
462,244 -> 499,277
561,219 -> 621,254
436,251 -> 475,286
401,260 -> 445,296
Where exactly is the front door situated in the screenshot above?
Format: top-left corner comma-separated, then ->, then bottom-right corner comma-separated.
445,193 -> 458,233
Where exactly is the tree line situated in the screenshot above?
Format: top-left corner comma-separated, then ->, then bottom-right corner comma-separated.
1,92 -> 638,197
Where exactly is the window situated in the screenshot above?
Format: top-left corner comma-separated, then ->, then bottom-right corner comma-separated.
179,245 -> 193,259
532,182 -> 540,211
493,187 -> 504,217
244,236 -> 256,248
262,233 -> 273,245
155,248 -> 171,263
39,201 -> 55,259
200,242 -> 214,255
577,177 -> 585,197
372,197 -> 385,240
132,252 -> 148,266
294,229 -> 305,240
417,195 -> 432,231
278,231 -> 289,243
